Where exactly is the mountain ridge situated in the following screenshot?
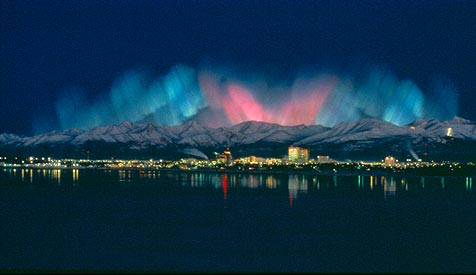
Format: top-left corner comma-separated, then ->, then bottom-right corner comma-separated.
1,117 -> 475,161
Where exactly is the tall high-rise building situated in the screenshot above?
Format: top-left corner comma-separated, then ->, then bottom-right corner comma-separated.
223,148 -> 233,165
288,146 -> 309,163
300,148 -> 309,163
288,146 -> 299,162
216,148 -> 233,166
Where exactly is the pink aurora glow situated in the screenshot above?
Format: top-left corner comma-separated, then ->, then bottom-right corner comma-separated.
198,71 -> 337,126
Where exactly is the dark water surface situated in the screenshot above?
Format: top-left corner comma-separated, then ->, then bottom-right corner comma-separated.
1,168 -> 475,272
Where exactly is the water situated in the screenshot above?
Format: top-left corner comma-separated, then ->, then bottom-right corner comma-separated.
0,168 -> 475,272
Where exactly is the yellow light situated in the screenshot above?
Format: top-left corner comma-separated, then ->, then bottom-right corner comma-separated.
446,127 -> 453,137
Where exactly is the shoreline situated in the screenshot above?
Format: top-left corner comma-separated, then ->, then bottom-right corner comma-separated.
2,165 -> 475,178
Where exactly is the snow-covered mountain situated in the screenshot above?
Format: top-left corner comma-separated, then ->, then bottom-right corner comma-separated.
1,117 -> 475,161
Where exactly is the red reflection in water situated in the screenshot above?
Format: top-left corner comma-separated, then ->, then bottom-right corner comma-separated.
289,192 -> 293,207
223,174 -> 228,200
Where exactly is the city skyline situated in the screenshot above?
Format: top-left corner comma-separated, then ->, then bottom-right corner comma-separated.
2,2 -> 476,273
1,117 -> 475,162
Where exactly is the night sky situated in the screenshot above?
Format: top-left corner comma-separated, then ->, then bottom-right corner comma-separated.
1,0 -> 475,135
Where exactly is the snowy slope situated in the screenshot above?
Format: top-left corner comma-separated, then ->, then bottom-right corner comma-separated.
0,117 -> 475,159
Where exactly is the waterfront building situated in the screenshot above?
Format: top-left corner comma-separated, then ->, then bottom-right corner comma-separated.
317,155 -> 330,163
216,148 -> 233,166
384,156 -> 396,166
288,146 -> 309,163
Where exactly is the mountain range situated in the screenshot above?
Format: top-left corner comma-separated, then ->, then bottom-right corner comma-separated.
1,117 -> 476,162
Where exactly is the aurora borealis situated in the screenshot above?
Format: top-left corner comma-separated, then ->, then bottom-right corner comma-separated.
52,63 -> 458,131
1,0 -> 475,135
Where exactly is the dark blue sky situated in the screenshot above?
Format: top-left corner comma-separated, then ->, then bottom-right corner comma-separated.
1,0 -> 475,135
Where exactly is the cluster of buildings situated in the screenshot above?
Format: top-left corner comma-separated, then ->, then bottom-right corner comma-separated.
287,146 -> 332,164
215,148 -> 233,165
213,146 -> 331,166
1,146 -> 408,170
288,146 -> 309,163
0,145 -> 334,169
197,147 -> 411,169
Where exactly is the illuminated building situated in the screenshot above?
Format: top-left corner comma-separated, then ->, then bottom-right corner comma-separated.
223,148 -> 233,165
217,148 -> 233,166
299,148 -> 309,163
384,156 -> 396,166
317,155 -> 330,163
288,146 -> 309,163
288,146 -> 299,162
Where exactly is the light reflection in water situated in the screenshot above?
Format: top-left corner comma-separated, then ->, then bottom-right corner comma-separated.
136,170 -> 156,180
211,174 -> 220,188
466,177 -> 472,190
119,170 -> 124,181
400,178 -> 408,191
357,175 -> 366,188
266,175 -> 277,189
72,169 -> 79,182
190,173 -> 195,187
288,175 -> 308,207
246,175 -> 259,189
152,172 -> 474,202
119,170 -> 126,182
222,174 -> 228,200
383,176 -> 396,199
231,174 -> 237,188
1,170 -> 473,203
51,169 -> 61,184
